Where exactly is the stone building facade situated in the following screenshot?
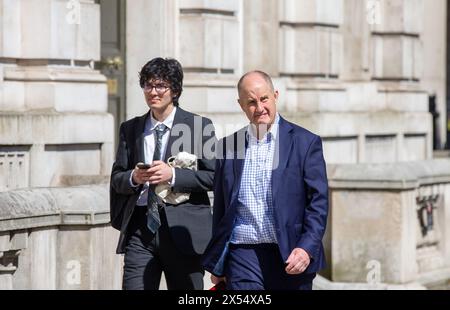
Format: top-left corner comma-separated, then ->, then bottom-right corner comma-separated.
0,0 -> 449,289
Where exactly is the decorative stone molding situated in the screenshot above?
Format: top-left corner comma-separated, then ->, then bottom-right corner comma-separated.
0,113 -> 113,189
328,159 -> 450,189
0,184 -> 110,231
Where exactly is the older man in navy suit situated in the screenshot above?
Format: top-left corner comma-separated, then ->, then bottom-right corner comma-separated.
202,71 -> 329,290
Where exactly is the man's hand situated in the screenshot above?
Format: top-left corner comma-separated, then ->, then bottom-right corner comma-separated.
211,274 -> 226,285
132,163 -> 152,185
285,248 -> 311,275
147,161 -> 173,185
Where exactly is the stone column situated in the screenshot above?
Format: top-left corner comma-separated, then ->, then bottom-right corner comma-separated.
177,0 -> 246,138
340,0 -> 371,81
279,0 -> 345,114
242,0 -> 278,76
125,0 -> 178,119
279,0 -> 343,80
371,0 -> 423,82
420,0 -> 447,149
369,0 -> 431,161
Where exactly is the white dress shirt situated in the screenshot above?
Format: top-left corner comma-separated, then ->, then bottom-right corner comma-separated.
130,107 -> 177,206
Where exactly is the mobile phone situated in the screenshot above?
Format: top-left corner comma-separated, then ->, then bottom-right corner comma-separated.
136,163 -> 151,169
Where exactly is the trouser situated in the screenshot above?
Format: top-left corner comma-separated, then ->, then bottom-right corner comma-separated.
225,243 -> 316,290
122,206 -> 204,290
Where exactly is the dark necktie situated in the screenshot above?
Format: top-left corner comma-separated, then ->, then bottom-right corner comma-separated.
146,123 -> 169,234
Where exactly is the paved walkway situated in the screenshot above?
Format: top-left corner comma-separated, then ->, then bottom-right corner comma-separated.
159,271 -> 213,290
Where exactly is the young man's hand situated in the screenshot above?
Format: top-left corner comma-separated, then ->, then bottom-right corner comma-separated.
131,164 -> 152,185
147,161 -> 173,185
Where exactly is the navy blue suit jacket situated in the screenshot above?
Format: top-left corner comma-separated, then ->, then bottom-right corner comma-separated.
202,116 -> 329,276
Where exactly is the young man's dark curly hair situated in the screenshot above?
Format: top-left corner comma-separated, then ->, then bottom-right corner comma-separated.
139,57 -> 184,107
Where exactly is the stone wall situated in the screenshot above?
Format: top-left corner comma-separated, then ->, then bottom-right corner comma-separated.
0,184 -> 122,290
0,0 -> 113,191
125,0 -> 434,164
326,159 -> 450,289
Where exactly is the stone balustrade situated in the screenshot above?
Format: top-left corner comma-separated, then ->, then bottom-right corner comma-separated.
326,159 -> 450,289
0,184 -> 122,289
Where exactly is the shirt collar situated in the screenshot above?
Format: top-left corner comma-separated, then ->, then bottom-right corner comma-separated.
247,113 -> 280,143
149,107 -> 177,131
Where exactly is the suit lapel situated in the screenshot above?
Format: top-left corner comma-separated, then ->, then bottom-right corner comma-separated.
272,117 -> 294,200
230,127 -> 248,205
135,112 -> 149,164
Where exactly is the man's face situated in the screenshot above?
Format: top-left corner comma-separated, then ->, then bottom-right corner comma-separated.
142,79 -> 174,111
238,74 -> 278,127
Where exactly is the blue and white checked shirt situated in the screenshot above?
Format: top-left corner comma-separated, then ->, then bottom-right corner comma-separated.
231,114 -> 280,244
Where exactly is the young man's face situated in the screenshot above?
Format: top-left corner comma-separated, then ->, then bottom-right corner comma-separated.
238,74 -> 278,127
142,79 -> 175,112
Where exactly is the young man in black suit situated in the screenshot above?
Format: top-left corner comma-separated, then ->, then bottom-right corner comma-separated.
110,57 -> 216,290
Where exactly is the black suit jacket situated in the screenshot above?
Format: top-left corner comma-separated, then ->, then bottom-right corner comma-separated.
110,107 -> 217,255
